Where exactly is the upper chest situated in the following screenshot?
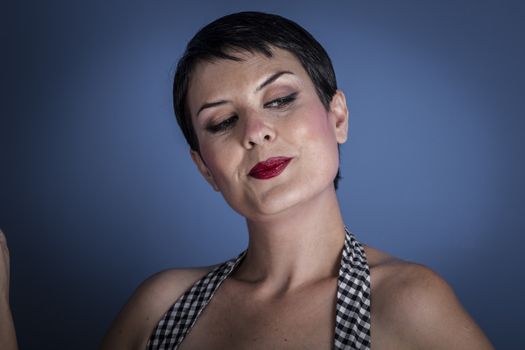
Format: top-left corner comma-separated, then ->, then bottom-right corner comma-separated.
179,278 -> 338,350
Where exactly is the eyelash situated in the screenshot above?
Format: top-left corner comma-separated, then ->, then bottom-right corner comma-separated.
206,115 -> 239,133
263,92 -> 298,108
205,92 -> 298,134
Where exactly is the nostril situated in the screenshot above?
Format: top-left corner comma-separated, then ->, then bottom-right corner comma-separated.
264,135 -> 270,141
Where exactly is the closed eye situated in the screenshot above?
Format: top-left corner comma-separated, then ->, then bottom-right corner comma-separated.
206,115 -> 238,133
264,92 -> 298,109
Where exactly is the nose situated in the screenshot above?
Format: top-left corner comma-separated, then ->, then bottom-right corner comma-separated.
242,115 -> 275,149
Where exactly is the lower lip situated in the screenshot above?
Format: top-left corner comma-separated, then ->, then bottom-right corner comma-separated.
249,157 -> 292,180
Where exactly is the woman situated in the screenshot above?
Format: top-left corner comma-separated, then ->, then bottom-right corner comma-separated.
101,12 -> 494,349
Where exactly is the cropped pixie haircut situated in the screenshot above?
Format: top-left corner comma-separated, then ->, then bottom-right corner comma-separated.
174,11 -> 342,188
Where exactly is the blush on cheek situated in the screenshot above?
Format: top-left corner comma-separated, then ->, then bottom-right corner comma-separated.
298,108 -> 332,141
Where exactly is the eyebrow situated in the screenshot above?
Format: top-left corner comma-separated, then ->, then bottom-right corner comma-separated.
255,70 -> 294,92
197,100 -> 229,116
196,70 -> 295,117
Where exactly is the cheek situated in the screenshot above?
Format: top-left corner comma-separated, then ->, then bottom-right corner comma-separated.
292,106 -> 340,174
199,141 -> 237,183
293,105 -> 334,144
200,146 -> 223,174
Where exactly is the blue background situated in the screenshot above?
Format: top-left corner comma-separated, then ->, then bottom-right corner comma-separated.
2,0 -> 524,348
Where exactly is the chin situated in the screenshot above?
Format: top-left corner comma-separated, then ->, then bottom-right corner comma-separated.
236,177 -> 336,221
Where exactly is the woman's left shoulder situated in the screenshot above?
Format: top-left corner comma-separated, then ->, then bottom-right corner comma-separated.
364,245 -> 494,349
365,245 -> 448,297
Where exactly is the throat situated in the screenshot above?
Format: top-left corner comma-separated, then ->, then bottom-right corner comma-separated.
232,227 -> 346,296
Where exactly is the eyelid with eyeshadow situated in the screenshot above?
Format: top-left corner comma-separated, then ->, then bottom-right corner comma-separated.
204,92 -> 299,134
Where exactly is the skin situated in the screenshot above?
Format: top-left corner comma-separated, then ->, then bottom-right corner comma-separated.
101,48 -> 494,349
0,230 -> 18,350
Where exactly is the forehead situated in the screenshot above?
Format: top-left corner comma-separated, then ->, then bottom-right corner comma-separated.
187,48 -> 311,110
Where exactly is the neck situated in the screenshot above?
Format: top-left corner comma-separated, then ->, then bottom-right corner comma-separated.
233,186 -> 346,296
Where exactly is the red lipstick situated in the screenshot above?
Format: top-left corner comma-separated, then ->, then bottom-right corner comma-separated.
248,157 -> 293,180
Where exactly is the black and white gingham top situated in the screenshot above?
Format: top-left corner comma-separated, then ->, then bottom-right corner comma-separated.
147,229 -> 371,349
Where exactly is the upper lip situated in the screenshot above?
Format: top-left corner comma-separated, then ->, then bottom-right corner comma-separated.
248,156 -> 293,177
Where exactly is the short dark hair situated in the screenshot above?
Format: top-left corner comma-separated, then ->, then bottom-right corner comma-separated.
174,11 -> 342,188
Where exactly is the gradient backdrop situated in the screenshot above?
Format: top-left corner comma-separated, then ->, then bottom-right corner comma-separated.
2,0 -> 524,349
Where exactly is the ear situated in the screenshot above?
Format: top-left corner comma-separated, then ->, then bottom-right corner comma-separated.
190,150 -> 220,192
329,90 -> 349,144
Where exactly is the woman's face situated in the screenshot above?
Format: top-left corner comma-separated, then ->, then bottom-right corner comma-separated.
187,47 -> 348,221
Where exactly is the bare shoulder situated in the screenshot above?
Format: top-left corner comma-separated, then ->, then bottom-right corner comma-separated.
364,246 -> 494,350
100,265 -> 216,350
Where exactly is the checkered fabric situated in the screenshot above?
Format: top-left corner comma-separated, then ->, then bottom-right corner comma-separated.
333,230 -> 372,349
147,228 -> 371,349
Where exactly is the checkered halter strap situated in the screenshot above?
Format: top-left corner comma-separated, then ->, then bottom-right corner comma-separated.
147,229 -> 371,349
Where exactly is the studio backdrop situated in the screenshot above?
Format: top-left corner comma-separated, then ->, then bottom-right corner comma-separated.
2,0 -> 524,349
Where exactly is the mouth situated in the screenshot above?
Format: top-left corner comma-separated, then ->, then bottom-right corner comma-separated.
248,157 -> 293,180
